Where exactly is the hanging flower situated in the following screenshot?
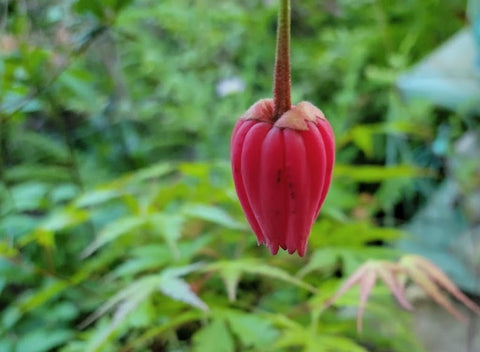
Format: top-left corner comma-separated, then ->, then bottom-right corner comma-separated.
231,100 -> 334,256
230,0 -> 335,256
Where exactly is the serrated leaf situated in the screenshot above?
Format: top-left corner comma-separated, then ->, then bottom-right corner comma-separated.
81,216 -> 146,257
110,257 -> 164,279
192,319 -> 234,352
112,238 -> 212,279
75,189 -> 123,207
127,311 -> 203,350
205,259 -> 315,300
162,262 -> 205,278
8,182 -> 48,211
159,277 -> 208,311
15,131 -> 69,161
158,263 -> 209,311
159,263 -> 207,310
241,262 -> 316,292
276,329 -> 368,352
182,204 -> 245,229
148,213 -> 183,257
16,329 -> 74,352
5,165 -> 72,183
404,255 -> 480,315
313,220 -> 405,248
334,164 -> 432,183
220,266 -> 241,301
225,311 -> 278,348
87,290 -> 152,352
273,327 -> 309,349
297,247 -> 341,278
109,162 -> 174,187
18,280 -> 70,312
0,241 -> 18,258
351,125 -> 374,157
357,269 -> 376,332
316,335 -> 369,352
39,208 -> 89,232
80,275 -> 159,329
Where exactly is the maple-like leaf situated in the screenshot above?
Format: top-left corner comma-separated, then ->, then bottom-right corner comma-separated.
399,255 -> 480,322
325,260 -> 412,332
325,255 -> 480,332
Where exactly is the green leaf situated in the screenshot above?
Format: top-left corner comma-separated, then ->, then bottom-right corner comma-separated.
182,204 -> 245,229
73,0 -> 106,19
82,264 -> 207,331
241,261 -> 316,292
225,311 -> 279,348
273,326 -> 310,350
110,256 -> 165,278
297,247 -> 341,278
275,328 -> 368,352
109,163 -> 174,187
16,329 -> 74,352
158,277 -> 208,311
148,213 -> 183,256
127,311 -> 203,350
205,259 -> 315,301
0,241 -> 18,258
8,182 -> 48,211
315,335 -> 369,352
5,165 -> 71,183
16,271 -> 88,316
18,280 -> 69,312
192,319 -> 234,352
80,275 -> 159,329
350,125 -> 375,157
81,216 -> 146,257
334,164 -> 433,183
75,188 -> 123,207
220,265 -> 242,301
14,131 -> 69,161
39,207 -> 89,232
312,220 -> 405,247
158,263 -> 209,311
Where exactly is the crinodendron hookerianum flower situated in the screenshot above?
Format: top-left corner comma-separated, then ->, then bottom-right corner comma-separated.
230,0 -> 335,256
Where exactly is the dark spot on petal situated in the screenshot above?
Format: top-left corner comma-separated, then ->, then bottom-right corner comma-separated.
276,169 -> 282,183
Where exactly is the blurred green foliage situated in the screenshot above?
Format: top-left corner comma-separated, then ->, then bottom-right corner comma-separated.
0,0 -> 474,351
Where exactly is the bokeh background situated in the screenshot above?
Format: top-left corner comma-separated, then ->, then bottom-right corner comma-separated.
1,0 -> 480,351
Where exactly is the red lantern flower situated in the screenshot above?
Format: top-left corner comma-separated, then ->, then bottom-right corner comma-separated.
230,0 -> 335,256
231,99 -> 334,256
230,1 -> 335,256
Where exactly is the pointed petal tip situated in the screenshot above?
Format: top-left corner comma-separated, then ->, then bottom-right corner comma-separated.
297,241 -> 307,257
268,243 -> 280,255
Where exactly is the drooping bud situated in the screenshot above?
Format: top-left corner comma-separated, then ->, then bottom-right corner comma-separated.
231,99 -> 335,256
230,0 -> 335,256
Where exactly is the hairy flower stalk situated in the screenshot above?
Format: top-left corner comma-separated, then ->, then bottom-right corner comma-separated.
230,0 -> 335,256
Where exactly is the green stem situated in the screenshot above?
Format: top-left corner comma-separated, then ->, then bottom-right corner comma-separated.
273,0 -> 291,121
